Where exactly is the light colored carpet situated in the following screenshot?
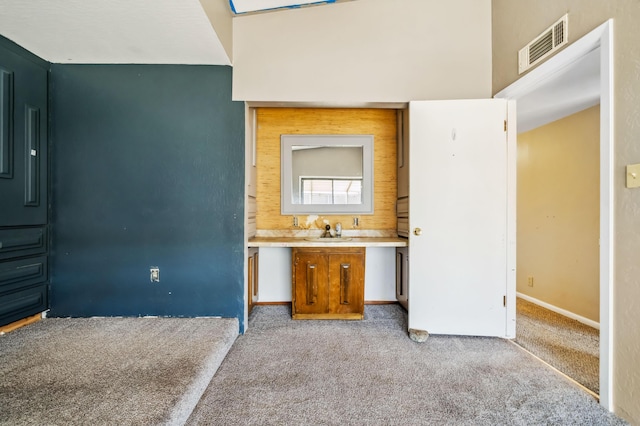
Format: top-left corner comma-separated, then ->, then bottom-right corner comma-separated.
186,304 -> 624,425
0,317 -> 238,426
515,297 -> 599,394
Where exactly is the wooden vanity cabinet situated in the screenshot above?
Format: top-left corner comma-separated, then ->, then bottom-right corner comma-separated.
292,247 -> 365,320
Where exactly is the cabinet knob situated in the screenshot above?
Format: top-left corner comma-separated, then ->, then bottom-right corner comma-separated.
413,227 -> 422,236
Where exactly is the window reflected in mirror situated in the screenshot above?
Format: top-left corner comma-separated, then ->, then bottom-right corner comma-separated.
301,178 -> 362,205
291,145 -> 363,205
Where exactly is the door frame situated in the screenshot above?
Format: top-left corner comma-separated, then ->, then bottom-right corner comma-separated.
494,20 -> 614,410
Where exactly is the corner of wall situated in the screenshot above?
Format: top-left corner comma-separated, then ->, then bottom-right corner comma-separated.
199,0 -> 234,63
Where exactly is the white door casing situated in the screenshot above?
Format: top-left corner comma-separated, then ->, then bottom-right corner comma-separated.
494,20 -> 613,408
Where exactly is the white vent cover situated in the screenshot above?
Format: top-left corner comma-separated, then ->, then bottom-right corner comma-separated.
518,14 -> 568,74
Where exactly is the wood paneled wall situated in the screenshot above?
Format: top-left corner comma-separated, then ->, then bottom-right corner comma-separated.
256,108 -> 397,230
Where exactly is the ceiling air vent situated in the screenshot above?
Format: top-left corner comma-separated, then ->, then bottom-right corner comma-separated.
518,14 -> 568,74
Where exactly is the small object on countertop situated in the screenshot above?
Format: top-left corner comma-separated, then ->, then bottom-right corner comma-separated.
335,222 -> 342,237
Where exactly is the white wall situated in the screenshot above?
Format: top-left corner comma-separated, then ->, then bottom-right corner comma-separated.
232,0 -> 492,102
200,0 -> 234,62
364,247 -> 396,301
258,248 -> 292,302
258,247 -> 396,302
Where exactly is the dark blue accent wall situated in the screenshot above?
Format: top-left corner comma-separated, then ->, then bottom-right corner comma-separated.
49,64 -> 245,330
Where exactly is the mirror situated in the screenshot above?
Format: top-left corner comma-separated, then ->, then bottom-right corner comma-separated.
281,135 -> 374,214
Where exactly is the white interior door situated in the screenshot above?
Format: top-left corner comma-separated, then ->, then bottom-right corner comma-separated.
408,99 -> 513,337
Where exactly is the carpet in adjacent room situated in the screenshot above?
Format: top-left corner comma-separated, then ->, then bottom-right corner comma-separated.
515,297 -> 599,394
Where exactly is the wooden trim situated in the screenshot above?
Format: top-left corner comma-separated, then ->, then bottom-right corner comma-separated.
247,101 -> 408,109
255,301 -> 398,306
293,313 -> 363,320
0,312 -> 41,334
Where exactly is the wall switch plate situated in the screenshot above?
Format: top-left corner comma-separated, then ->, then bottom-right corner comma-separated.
626,164 -> 640,188
150,267 -> 160,282
527,276 -> 534,287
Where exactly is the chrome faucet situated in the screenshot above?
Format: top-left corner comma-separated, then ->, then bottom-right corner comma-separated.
335,222 -> 342,238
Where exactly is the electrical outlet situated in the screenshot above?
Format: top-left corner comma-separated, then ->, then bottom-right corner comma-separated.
150,267 -> 160,282
527,276 -> 534,287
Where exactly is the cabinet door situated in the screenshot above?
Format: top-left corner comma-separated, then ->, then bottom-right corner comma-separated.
0,47 -> 48,226
328,252 -> 364,317
397,109 -> 409,199
247,248 -> 259,314
395,247 -> 408,310
0,256 -> 48,326
397,109 -> 410,237
292,251 -> 329,316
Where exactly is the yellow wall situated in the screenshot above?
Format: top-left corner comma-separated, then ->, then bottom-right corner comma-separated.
255,108 -> 397,231
517,106 -> 600,321
493,2 -> 640,422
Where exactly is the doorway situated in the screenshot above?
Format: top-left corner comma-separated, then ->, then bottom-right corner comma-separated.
515,104 -> 600,394
495,20 -> 614,409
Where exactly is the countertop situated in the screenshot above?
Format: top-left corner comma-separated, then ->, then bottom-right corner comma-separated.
248,236 -> 408,248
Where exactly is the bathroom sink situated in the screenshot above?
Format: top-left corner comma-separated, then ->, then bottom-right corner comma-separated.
304,237 -> 352,242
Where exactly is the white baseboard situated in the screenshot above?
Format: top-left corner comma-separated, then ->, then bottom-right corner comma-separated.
516,292 -> 600,330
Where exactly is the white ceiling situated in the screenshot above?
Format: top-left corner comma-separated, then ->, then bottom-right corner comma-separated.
0,0 -> 231,65
0,0 -> 354,64
516,47 -> 601,133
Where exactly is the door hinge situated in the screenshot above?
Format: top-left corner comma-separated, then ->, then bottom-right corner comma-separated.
504,120 -> 507,132
503,295 -> 506,307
